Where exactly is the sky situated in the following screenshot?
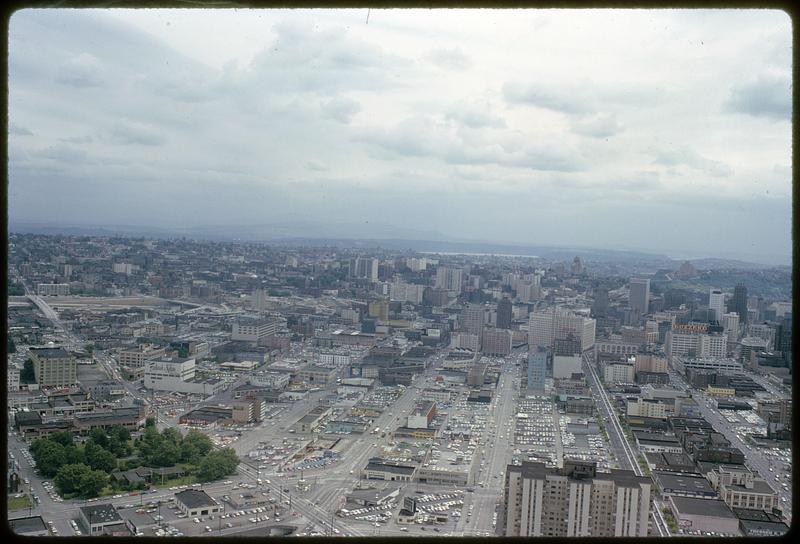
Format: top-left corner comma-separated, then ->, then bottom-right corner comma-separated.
7,8 -> 793,264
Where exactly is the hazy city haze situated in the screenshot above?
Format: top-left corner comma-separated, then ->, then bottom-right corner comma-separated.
7,9 -> 792,264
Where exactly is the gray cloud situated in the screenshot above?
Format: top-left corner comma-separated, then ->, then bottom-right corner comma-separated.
306,160 -> 329,172
55,52 -> 104,87
6,9 -> 791,263
358,116 -> 584,172
59,134 -> 94,144
502,82 -> 590,113
445,101 -> 506,129
9,123 -> 33,135
247,21 -> 412,95
570,113 -> 623,138
321,96 -> 361,124
725,72 -> 791,121
427,47 -> 472,71
35,144 -> 88,163
109,121 -> 165,146
654,147 -> 733,177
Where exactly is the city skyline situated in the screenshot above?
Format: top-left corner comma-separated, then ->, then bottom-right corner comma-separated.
8,9 -> 792,264
6,231 -> 793,537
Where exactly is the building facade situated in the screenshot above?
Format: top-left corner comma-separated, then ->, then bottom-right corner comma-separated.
29,347 -> 78,387
629,278 -> 650,316
502,461 -> 652,537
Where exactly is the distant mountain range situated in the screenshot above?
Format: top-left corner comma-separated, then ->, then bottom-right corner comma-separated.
8,220 -> 788,269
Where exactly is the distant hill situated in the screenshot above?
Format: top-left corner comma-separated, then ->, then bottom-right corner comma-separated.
9,220 -> 785,269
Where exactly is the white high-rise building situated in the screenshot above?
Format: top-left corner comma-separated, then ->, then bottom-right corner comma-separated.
665,329 -> 727,361
722,312 -> 740,344
435,266 -> 463,293
529,309 -> 596,351
709,289 -> 726,323
389,282 -> 424,304
502,461 -> 652,537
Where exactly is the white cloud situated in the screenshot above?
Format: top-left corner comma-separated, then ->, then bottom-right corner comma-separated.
6,8 -> 792,261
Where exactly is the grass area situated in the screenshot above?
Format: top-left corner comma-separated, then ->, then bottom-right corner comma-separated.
8,495 -> 32,511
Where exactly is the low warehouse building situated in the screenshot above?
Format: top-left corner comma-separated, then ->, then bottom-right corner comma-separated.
175,489 -> 223,518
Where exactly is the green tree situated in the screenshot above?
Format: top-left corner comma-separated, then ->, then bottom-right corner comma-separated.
63,445 -> 86,467
7,337 -> 16,354
32,440 -> 67,478
20,359 -> 36,383
78,470 -> 109,498
54,463 -> 92,495
110,425 -> 131,443
145,417 -> 156,428
89,427 -> 109,448
85,442 -> 117,473
197,448 -> 239,482
161,427 -> 182,446
48,431 -> 75,447
153,440 -> 181,467
180,430 -> 213,464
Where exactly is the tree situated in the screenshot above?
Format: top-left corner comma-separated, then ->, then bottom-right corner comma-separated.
161,427 -> 182,446
32,440 -> 67,478
48,431 -> 75,447
180,431 -> 213,465
7,337 -> 16,354
145,417 -> 156,428
110,425 -> 131,443
78,470 -> 109,498
89,427 -> 109,448
197,448 -> 239,482
85,442 -> 117,473
153,440 -> 181,467
54,463 -> 91,495
20,359 -> 36,384
63,446 -> 86,467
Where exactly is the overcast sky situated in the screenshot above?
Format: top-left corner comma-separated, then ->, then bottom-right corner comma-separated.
7,9 -> 792,264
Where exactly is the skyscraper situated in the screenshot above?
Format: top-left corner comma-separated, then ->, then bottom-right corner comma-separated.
527,347 -> 548,392
629,278 -> 650,316
709,288 -> 725,323
529,308 -> 596,352
461,303 -> 485,338
435,266 -> 463,293
591,285 -> 609,318
497,298 -> 513,329
730,283 -> 748,324
501,461 -> 652,537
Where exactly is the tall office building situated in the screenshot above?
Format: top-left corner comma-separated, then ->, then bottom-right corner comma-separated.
591,285 -> 609,318
349,256 -> 379,281
722,312 -> 740,344
482,328 -> 513,356
709,289 -> 725,323
435,266 -> 463,293
730,283 -> 748,324
629,278 -> 650,316
774,316 -> 792,363
497,298 -> 513,329
29,347 -> 78,387
529,309 -> 596,352
665,326 -> 727,361
527,347 -> 548,392
461,304 -> 485,337
502,461 -> 652,537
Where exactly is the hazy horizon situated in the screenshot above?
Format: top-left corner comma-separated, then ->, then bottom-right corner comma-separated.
8,9 -> 792,265
8,217 -> 790,267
